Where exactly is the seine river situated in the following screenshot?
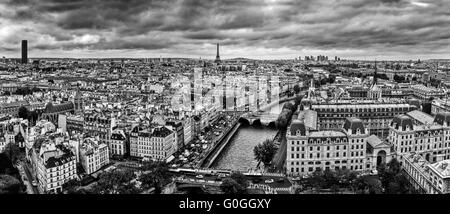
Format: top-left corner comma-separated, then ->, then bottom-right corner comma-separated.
212,126 -> 278,171
212,102 -> 283,171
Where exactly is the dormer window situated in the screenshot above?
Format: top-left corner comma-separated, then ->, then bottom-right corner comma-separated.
296,130 -> 301,136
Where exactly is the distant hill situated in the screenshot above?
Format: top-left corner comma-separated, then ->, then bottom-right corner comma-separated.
225,58 -> 259,61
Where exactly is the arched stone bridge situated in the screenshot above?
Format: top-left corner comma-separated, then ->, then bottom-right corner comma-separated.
239,112 -> 279,127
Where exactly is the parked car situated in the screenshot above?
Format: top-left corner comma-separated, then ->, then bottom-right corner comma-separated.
196,175 -> 204,179
265,179 -> 274,183
32,181 -> 38,186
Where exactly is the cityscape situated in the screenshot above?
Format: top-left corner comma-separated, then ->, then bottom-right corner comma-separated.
1,0 -> 450,196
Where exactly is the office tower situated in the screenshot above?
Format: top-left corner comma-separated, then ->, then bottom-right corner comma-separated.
21,40 -> 27,64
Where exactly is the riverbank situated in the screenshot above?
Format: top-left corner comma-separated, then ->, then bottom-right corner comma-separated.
201,122 -> 242,168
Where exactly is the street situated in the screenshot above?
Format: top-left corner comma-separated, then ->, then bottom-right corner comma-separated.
19,161 -> 40,194
174,171 -> 292,190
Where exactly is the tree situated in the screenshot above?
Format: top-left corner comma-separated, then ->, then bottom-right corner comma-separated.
294,95 -> 303,107
327,75 -> 336,84
378,158 -> 416,194
62,179 -> 82,194
293,84 -> 300,94
307,169 -> 325,191
220,172 -> 248,194
387,158 -> 401,174
0,174 -> 25,194
275,111 -> 290,130
18,106 -> 29,120
3,142 -> 23,165
221,178 -> 242,194
353,176 -> 368,193
15,133 -> 25,145
282,102 -> 295,111
91,169 -> 139,194
0,153 -> 17,175
331,185 -> 340,194
230,172 -> 249,189
139,160 -> 172,194
254,139 -> 277,167
323,168 -> 339,188
368,179 -> 383,194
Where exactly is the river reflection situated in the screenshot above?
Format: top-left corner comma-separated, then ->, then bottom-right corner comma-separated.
212,125 -> 278,171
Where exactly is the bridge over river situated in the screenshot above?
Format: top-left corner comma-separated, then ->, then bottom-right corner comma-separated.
238,95 -> 296,126
197,96 -> 296,171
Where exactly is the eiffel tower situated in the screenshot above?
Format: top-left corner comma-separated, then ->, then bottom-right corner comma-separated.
214,43 -> 221,64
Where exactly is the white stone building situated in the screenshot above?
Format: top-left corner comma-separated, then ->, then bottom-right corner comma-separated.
130,125 -> 176,161
33,141 -> 77,194
287,117 -> 370,176
79,137 -> 110,175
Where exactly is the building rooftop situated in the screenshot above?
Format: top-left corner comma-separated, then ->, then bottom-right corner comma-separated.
391,114 -> 414,130
429,159 -> 450,179
406,110 -> 434,125
343,117 -> 366,134
309,130 -> 346,138
366,135 -> 389,149
297,110 -> 317,130
434,112 -> 450,126
289,120 -> 306,136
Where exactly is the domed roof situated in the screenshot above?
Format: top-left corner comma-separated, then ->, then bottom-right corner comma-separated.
290,120 -> 306,136
343,117 -> 366,134
434,112 -> 450,126
391,115 -> 414,131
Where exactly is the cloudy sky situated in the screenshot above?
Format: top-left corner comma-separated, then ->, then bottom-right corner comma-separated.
0,0 -> 449,60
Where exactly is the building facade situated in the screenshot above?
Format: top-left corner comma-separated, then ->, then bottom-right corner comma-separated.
310,101 -> 416,138
79,137 -> 110,175
84,111 -> 115,144
109,129 -> 127,157
130,125 -> 176,161
166,120 -> 184,150
33,142 -> 77,194
388,113 -> 450,163
402,152 -> 446,194
286,118 -> 370,176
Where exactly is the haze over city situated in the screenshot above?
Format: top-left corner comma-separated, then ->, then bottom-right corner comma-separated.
1,0 -> 449,60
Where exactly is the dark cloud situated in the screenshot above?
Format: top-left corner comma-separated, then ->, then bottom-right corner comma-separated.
0,0 -> 449,58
